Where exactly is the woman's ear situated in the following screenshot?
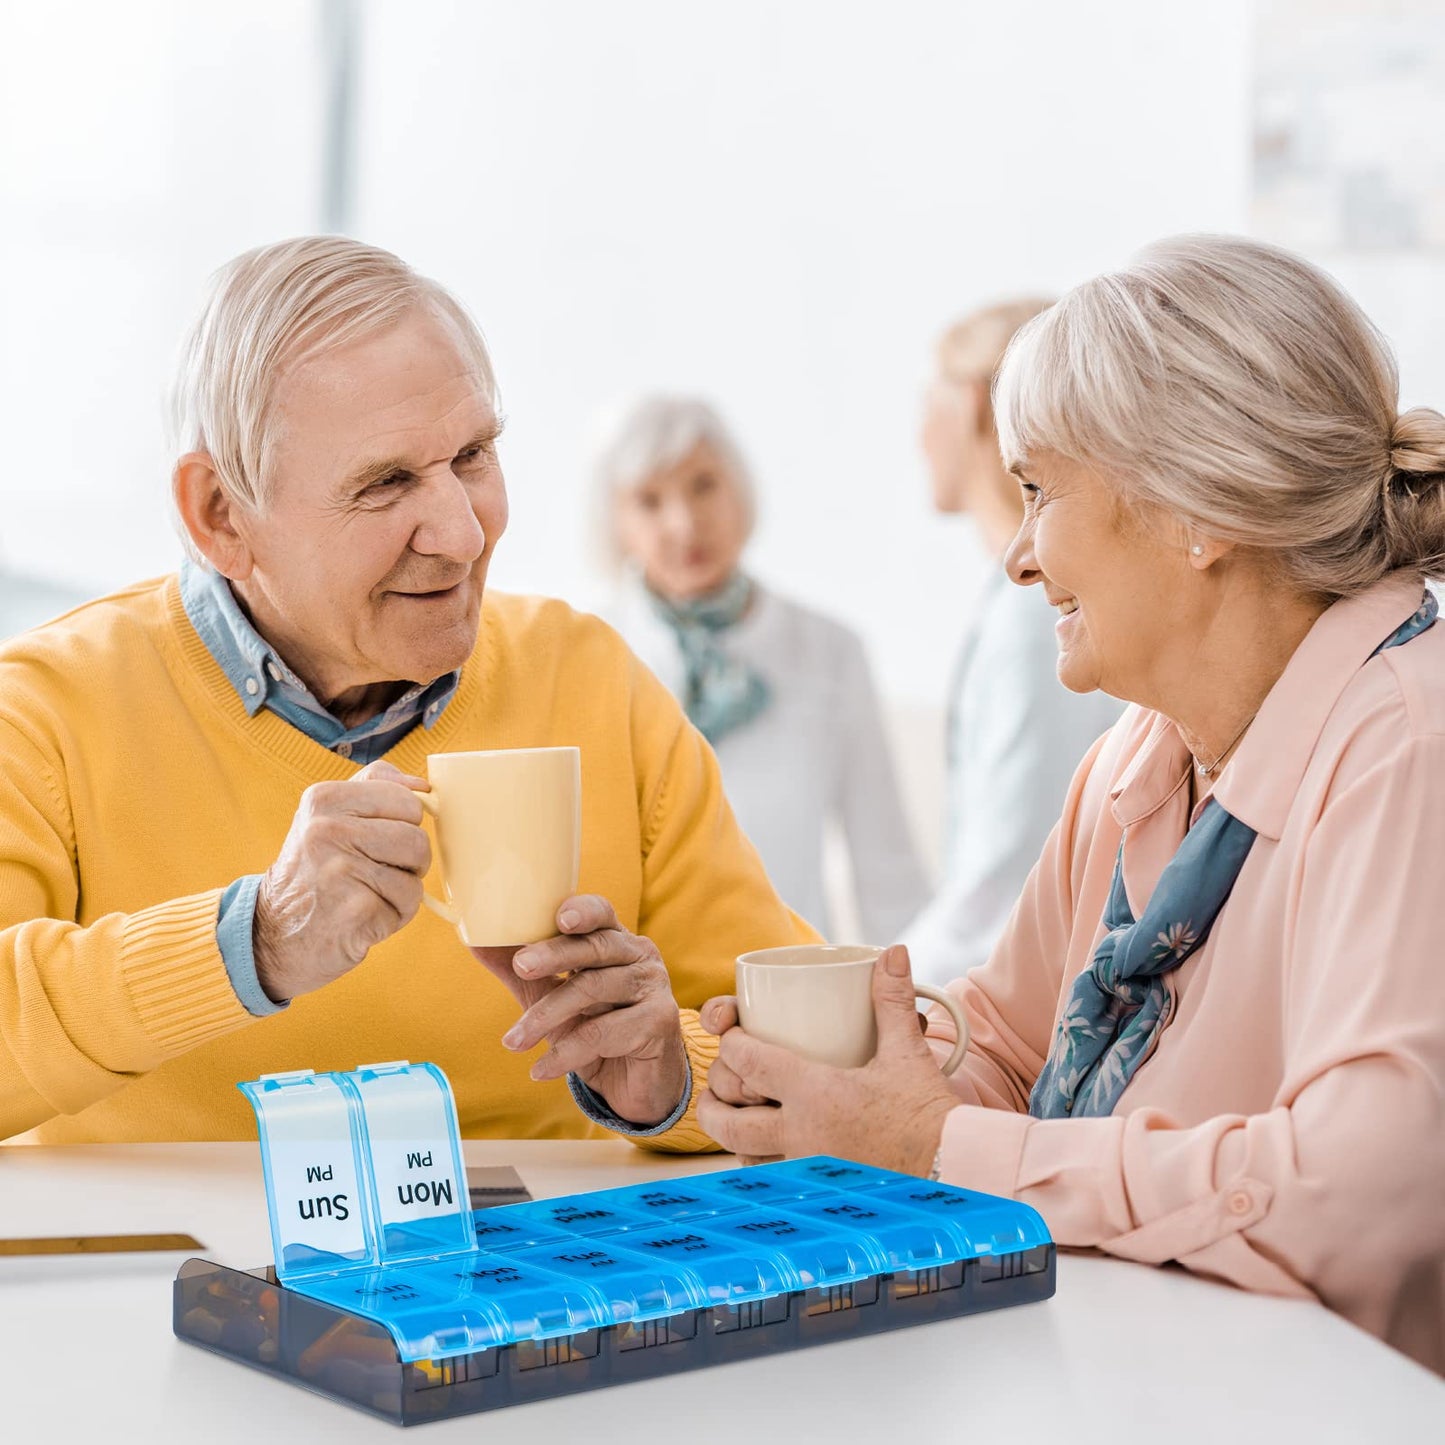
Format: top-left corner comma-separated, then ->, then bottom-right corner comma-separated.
1185,534 -> 1236,570
172,453 -> 256,580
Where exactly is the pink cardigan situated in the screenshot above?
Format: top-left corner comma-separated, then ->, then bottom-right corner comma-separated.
926,572 -> 1445,1373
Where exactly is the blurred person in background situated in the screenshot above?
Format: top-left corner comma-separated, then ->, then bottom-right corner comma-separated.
901,301 -> 1125,986
596,395 -> 928,942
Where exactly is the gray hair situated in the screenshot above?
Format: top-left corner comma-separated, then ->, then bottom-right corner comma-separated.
592,395 -> 757,570
168,235 -> 496,555
994,233 -> 1445,600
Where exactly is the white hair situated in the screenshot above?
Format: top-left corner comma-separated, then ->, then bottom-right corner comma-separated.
591,395 -> 757,570
994,234 -> 1445,600
168,235 -> 496,557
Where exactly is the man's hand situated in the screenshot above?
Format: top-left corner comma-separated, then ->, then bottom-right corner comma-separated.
254,761 -> 432,1002
484,894 -> 688,1129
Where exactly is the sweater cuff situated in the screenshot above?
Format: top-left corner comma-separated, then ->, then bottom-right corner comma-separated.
937,1101 -> 1032,1198
568,1063 -> 692,1138
121,890 -> 256,1056
217,875 -> 287,1017
569,1009 -> 725,1154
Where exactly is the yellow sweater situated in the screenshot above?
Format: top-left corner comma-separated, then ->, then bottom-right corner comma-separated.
0,577 -> 815,1145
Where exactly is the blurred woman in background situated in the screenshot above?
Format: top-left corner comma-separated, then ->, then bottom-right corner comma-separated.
596,395 -> 927,942
901,301 -> 1124,986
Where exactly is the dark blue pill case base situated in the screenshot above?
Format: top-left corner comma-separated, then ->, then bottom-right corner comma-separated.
174,1151 -> 1056,1427
174,1235 -> 1054,1427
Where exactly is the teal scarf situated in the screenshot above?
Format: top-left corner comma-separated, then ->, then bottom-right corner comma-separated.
648,574 -> 771,744
1030,590 -> 1439,1120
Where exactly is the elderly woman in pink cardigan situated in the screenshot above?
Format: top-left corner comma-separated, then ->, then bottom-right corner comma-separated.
697,235 -> 1445,1373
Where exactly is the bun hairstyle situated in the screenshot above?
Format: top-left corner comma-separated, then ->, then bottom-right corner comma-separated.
994,234 -> 1445,600
1383,406 -> 1445,580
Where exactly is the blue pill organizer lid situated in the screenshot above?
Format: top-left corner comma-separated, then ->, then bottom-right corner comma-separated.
240,1059 -> 473,1282
240,1061 -> 1051,1363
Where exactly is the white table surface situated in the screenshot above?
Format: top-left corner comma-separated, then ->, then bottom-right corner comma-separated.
3,1141 -> 1442,1442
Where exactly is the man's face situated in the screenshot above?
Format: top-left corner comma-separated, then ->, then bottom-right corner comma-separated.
232,305 -> 508,703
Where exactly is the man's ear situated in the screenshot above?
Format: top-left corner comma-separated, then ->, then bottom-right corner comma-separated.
172,453 -> 256,580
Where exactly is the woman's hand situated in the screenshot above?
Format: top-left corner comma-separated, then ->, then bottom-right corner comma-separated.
481,894 -> 688,1129
697,944 -> 959,1175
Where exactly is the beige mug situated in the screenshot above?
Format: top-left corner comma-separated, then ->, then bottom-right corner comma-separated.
735,944 -> 969,1073
417,747 -> 581,947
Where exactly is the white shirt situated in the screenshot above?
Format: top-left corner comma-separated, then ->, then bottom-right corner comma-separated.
901,570 -> 1126,986
607,578 -> 929,942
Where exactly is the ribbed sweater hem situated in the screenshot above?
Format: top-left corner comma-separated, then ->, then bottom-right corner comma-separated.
121,889 -> 253,1055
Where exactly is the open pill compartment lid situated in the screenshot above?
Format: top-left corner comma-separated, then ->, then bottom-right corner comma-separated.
239,1059 -> 474,1287
239,1067 -> 377,1281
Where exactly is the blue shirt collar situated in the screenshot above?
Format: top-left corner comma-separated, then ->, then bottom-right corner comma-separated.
179,558 -> 459,751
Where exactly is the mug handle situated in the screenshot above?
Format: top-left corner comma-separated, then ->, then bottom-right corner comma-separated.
413,790 -> 461,928
914,983 -> 970,1076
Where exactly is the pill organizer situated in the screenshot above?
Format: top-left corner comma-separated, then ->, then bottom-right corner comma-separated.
173,1061 -> 1055,1426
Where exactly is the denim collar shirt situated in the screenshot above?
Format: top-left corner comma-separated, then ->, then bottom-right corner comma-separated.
180,559 -> 459,765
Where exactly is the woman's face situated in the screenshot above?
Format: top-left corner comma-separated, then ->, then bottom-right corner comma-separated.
614,442 -> 752,601
1003,449 -> 1190,702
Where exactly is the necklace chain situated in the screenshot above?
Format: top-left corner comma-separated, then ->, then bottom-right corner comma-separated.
1193,713 -> 1257,777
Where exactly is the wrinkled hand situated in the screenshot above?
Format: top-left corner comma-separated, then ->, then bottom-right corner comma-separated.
482,894 -> 688,1129
254,761 -> 431,1003
697,945 -> 958,1174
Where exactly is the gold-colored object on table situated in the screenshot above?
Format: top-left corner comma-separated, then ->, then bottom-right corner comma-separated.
0,1232 -> 203,1256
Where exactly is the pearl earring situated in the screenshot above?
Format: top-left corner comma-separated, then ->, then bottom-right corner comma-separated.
1190,544 -> 1204,557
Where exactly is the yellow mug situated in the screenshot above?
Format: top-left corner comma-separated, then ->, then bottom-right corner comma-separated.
417,747 -> 581,948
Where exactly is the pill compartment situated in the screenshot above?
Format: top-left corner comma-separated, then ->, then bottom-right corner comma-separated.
346,1060 -> 475,1263
698,1208 -> 879,1290
236,1068 -> 376,1278
773,1192 -> 972,1273
521,1193 -> 654,1238
759,1157 -> 900,1195
503,1237 -> 704,1320
582,1178 -> 748,1225
178,1061 -> 1056,1425
466,1208 -> 573,1255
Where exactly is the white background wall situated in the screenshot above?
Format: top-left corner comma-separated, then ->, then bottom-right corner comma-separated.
17,0 -> 1445,885
350,0 -> 1254,706
0,0 -> 1254,716
9,0 -> 1441,872
0,0 -> 325,588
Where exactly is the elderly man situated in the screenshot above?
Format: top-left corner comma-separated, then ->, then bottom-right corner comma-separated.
0,237 -> 812,1146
